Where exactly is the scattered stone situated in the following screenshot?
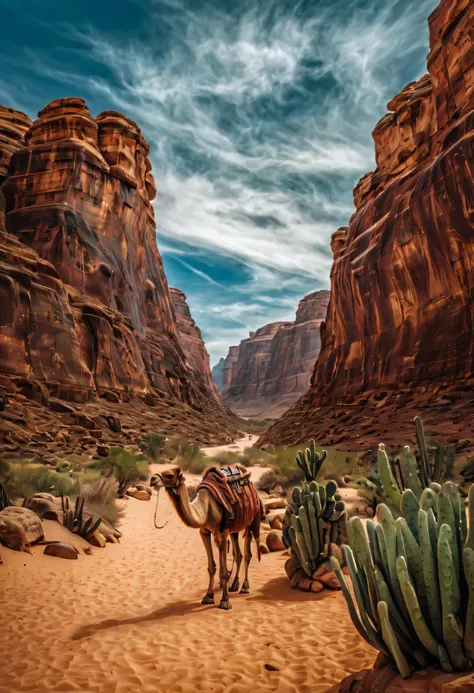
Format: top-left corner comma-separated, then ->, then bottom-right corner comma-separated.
259,544 -> 269,555
269,516 -> 283,530
126,488 -> 151,501
264,499 -> 287,511
319,571 -> 341,590
266,531 -> 285,552
44,542 -> 79,560
264,664 -> 279,672
88,531 -> 107,548
284,553 -> 300,579
311,580 -> 324,593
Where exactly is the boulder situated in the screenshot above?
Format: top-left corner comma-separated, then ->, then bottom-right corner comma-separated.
0,506 -> 44,551
44,542 -> 79,560
264,499 -> 287,511
285,553 -> 301,579
266,531 -> 285,552
259,544 -> 269,555
319,570 -> 340,590
269,515 -> 283,530
88,531 -> 107,548
311,580 -> 324,593
126,489 -> 151,501
27,493 -> 60,519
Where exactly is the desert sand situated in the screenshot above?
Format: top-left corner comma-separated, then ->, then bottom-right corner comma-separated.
0,438 -> 375,693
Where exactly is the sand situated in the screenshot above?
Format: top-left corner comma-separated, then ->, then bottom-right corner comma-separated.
0,438 -> 375,693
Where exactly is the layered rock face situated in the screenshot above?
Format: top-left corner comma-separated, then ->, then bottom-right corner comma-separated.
169,288 -> 220,402
221,290 -> 330,418
260,0 -> 474,452
0,98 -> 237,457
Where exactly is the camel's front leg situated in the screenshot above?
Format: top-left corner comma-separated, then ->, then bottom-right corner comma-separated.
216,532 -> 232,610
229,533 -> 243,592
240,528 -> 252,594
200,529 -> 216,605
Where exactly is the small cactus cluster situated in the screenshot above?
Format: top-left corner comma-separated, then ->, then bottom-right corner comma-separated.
61,495 -> 102,539
333,482 -> 474,678
378,417 -> 455,510
282,442 -> 346,578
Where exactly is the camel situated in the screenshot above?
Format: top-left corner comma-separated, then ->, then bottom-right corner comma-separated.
150,465 -> 263,610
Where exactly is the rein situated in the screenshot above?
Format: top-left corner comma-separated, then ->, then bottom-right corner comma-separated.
153,485 -> 169,530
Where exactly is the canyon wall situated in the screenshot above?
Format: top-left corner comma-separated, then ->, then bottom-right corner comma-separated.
212,358 -> 225,390
221,290 -> 330,418
260,0 -> 474,453
0,98 -> 238,460
169,288 -> 220,402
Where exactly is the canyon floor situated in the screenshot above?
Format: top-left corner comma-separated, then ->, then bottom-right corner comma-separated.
0,437 -> 375,693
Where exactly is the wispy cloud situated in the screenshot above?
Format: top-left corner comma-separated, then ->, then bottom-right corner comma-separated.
0,0 -> 437,362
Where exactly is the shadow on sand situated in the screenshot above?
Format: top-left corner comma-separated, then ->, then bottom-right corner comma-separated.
72,575 -> 334,641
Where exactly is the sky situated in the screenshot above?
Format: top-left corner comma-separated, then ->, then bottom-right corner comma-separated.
0,0 -> 437,364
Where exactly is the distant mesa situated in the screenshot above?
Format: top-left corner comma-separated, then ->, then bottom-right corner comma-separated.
217,290 -> 330,419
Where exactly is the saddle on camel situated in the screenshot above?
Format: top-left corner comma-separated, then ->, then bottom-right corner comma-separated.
151,463 -> 265,610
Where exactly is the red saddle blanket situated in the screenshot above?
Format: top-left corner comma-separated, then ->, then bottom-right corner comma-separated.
198,464 -> 262,530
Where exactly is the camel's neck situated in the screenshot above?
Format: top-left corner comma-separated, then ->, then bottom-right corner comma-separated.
167,485 -> 209,528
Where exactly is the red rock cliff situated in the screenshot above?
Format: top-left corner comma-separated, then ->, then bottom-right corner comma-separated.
221,290 -> 330,418
0,98 -> 238,458
260,0 -> 474,451
169,287 -> 220,402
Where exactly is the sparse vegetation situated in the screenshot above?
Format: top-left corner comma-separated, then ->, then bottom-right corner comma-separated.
139,431 -> 166,462
90,448 -> 149,496
75,476 -> 126,527
0,461 -> 75,501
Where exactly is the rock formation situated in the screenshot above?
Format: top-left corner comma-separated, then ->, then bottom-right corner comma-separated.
169,288 -> 220,402
0,98 -> 238,460
260,0 -> 474,452
211,358 -> 225,390
220,291 -> 330,418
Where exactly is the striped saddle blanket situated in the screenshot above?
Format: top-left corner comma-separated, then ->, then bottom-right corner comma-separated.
198,464 -> 262,531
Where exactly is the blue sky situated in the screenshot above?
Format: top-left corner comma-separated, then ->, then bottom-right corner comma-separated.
0,0 -> 437,364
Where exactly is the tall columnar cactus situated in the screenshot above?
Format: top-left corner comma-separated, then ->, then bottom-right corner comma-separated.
377,417 -> 456,510
282,443 -> 345,577
333,482 -> 474,678
296,440 -> 327,482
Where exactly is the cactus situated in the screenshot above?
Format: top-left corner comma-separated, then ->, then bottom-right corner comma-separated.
61,494 -> 102,539
377,417 -> 455,513
296,440 -> 327,481
283,444 -> 345,578
336,479 -> 474,678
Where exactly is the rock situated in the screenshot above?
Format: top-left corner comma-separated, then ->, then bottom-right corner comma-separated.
264,499 -> 287,511
257,0 -> 474,454
296,576 -> 313,592
127,489 -> 151,501
311,580 -> 324,593
88,531 -> 107,548
170,288 -> 221,403
220,291 -> 330,418
269,516 -> 283,530
97,444 -> 110,458
0,98 -> 240,456
333,666 -> 474,693
27,493 -> 60,519
266,531 -> 285,552
289,569 -> 305,589
313,559 -> 333,579
259,544 -> 269,554
319,570 -> 341,590
0,507 -> 44,551
136,484 -> 152,496
285,553 -> 301,579
44,542 -> 79,560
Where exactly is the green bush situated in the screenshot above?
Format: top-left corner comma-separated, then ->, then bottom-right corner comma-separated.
90,448 -> 149,496
176,443 -> 210,475
139,431 -> 165,462
1,462 -> 75,500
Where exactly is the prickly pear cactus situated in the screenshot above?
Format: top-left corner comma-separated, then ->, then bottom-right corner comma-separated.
333,480 -> 474,679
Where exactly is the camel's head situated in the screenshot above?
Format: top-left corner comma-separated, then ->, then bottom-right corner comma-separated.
150,465 -> 183,491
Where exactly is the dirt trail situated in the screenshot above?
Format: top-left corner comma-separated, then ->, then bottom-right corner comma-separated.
0,437 -> 375,693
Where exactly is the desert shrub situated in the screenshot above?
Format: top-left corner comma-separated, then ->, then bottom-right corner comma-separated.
176,443 -> 210,475
75,476 -> 125,527
90,448 -> 149,496
1,463 -> 75,500
212,450 -> 244,466
269,447 -> 305,484
139,431 -> 165,462
255,469 -> 280,493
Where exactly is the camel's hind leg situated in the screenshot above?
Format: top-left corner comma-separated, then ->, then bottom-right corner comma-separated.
229,533 -> 243,592
200,529 -> 216,605
240,528 -> 252,594
216,532 -> 232,610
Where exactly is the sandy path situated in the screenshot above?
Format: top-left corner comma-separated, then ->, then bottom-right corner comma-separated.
0,440 -> 375,693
